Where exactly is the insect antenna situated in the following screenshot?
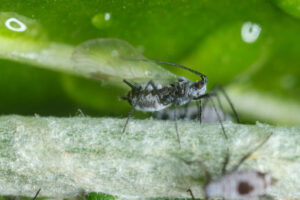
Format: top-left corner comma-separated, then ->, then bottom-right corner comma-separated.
32,188 -> 41,200
127,58 -> 207,83
230,133 -> 273,172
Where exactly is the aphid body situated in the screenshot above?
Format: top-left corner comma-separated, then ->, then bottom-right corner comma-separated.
72,38 -> 239,141
124,76 -> 207,112
205,170 -> 273,200
187,133 -> 275,200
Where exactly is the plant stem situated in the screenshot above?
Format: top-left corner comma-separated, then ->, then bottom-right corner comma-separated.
0,115 -> 299,199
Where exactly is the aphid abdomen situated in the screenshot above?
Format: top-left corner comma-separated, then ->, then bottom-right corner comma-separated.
131,92 -> 171,112
205,170 -> 271,200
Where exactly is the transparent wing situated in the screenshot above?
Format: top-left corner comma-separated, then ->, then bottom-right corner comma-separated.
71,38 -> 176,84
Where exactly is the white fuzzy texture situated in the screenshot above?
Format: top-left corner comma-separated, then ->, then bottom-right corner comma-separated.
0,115 -> 299,199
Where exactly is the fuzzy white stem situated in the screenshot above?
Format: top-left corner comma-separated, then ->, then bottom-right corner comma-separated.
0,115 -> 299,199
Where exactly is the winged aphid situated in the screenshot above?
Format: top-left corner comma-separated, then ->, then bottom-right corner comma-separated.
72,38 -> 240,144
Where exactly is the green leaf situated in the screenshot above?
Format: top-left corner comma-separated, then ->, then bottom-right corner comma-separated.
0,1 -> 299,122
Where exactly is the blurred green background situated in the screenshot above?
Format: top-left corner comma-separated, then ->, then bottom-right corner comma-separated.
0,0 -> 300,199
1,0 -> 300,125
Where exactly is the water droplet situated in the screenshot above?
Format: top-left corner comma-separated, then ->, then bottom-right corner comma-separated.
104,13 -> 111,21
241,22 -> 261,43
5,17 -> 27,32
91,13 -> 112,29
0,12 -> 49,52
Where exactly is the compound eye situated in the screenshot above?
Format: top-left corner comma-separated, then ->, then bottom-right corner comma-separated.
197,82 -> 202,89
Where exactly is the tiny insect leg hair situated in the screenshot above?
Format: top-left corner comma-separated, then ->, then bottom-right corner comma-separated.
32,188 -> 41,200
230,133 -> 273,172
194,93 -> 227,139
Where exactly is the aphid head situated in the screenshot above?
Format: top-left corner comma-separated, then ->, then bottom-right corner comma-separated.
189,80 -> 207,98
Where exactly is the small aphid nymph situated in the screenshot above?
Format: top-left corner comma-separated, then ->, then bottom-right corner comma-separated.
205,170 -> 275,200
187,133 -> 275,200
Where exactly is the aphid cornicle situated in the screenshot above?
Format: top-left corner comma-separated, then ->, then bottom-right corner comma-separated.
71,38 -> 240,143
186,133 -> 275,200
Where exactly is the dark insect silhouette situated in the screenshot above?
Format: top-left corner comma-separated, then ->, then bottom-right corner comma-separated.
121,59 -> 240,144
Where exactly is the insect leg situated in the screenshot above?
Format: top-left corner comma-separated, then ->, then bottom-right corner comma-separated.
187,188 -> 195,200
174,105 -> 181,146
194,94 -> 227,139
208,91 -> 226,121
183,160 -> 211,185
122,106 -> 136,134
222,148 -> 230,175
122,80 -> 155,134
230,133 -> 273,172
213,85 -> 240,123
183,102 -> 191,120
196,100 -> 202,123
32,188 -> 41,200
